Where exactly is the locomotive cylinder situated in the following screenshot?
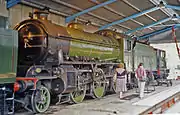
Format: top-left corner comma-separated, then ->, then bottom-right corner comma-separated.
14,80 -> 34,93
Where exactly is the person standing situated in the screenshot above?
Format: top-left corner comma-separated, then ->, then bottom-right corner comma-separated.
136,63 -> 146,99
114,63 -> 127,99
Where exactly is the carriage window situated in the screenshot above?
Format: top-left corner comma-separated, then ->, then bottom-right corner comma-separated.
161,51 -> 165,57
0,16 -> 8,29
124,40 -> 131,51
177,65 -> 180,69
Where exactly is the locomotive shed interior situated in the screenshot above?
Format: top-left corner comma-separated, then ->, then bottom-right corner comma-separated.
5,0 -> 180,43
0,0 -> 180,115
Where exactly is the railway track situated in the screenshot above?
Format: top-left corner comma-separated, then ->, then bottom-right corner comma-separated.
16,80 -> 180,115
164,101 -> 180,114
139,87 -> 180,114
15,93 -> 116,115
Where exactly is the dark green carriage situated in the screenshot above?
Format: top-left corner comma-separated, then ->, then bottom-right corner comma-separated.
124,39 -> 157,90
0,29 -> 18,84
133,42 -> 157,71
0,23 -> 18,114
124,39 -> 157,71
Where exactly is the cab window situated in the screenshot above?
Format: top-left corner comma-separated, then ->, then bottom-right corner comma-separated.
161,51 -> 165,58
124,40 -> 131,51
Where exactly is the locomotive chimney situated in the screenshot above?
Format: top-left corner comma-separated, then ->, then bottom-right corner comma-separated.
33,10 -> 49,20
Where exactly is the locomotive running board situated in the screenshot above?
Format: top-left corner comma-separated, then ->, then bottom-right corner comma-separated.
62,61 -> 119,65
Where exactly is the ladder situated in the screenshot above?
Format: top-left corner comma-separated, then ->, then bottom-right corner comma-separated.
0,86 -> 14,115
172,26 -> 180,59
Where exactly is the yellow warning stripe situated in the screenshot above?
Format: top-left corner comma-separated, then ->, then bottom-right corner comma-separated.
0,73 -> 16,78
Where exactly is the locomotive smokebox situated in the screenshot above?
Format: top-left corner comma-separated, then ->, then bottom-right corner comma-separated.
15,10 -> 49,65
17,22 -> 47,65
14,10 -> 70,66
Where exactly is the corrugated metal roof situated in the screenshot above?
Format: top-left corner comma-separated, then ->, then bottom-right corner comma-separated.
7,0 -> 180,42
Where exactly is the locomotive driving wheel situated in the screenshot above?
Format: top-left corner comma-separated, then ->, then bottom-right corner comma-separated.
92,68 -> 106,98
70,74 -> 87,104
31,85 -> 51,113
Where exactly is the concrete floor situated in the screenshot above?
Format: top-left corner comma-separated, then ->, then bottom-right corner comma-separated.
17,80 -> 180,115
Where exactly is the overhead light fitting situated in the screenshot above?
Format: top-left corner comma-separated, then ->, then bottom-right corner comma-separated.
172,14 -> 179,21
112,28 -> 117,32
85,20 -> 91,25
158,1 -> 165,8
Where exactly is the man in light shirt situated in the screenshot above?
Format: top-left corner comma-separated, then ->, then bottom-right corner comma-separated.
136,63 -> 146,99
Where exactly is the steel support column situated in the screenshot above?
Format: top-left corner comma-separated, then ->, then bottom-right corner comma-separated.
150,0 -> 180,23
99,6 -> 160,30
138,24 -> 180,40
166,5 -> 180,11
125,17 -> 171,35
7,0 -> 21,8
65,0 -> 117,23
138,27 -> 172,40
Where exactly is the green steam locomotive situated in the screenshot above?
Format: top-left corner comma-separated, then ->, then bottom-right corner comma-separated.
0,10 -> 168,114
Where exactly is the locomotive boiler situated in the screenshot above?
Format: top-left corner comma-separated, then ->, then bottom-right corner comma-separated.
15,11 -> 122,67
14,10 -> 124,113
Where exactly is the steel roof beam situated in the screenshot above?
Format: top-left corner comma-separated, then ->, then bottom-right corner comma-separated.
138,24 -> 180,40
52,0 -> 138,32
7,0 -> 21,8
121,0 -> 157,31
89,0 -> 148,27
166,5 -> 180,11
125,17 -> 171,35
99,6 -> 160,30
65,0 -> 117,23
149,0 -> 180,23
138,27 -> 172,40
122,0 -> 157,22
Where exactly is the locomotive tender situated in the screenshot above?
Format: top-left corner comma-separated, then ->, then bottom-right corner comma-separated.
0,28 -> 18,114
0,10 -> 169,114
